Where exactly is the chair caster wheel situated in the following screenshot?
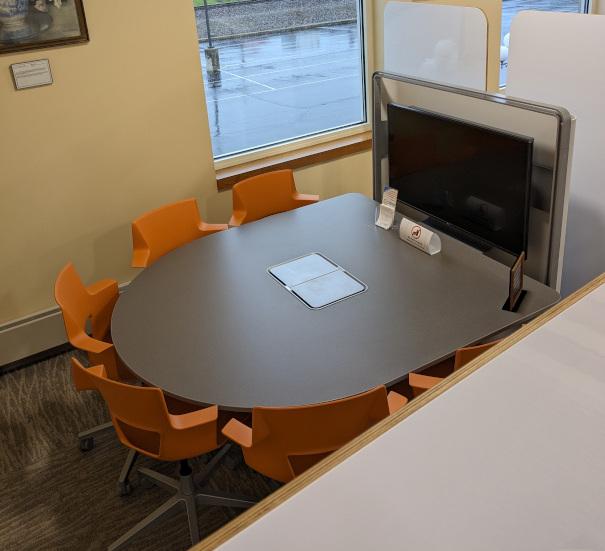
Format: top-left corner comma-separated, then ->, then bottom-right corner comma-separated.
79,437 -> 95,452
118,481 -> 132,496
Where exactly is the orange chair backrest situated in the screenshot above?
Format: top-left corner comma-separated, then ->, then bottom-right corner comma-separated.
132,198 -> 204,267
231,170 -> 303,225
71,358 -> 218,461
54,263 -> 123,382
244,386 -> 392,483
54,263 -> 115,344
454,339 -> 501,370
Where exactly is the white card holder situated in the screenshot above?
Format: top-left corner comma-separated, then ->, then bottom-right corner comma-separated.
399,218 -> 442,255
375,188 -> 399,230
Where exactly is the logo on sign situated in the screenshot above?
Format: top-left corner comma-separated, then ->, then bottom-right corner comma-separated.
410,225 -> 422,240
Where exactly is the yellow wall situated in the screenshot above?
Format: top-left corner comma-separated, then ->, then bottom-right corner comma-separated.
0,0 -> 372,326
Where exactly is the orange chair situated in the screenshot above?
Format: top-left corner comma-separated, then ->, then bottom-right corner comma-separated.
228,169 -> 319,226
54,263 -> 133,446
72,358 -> 255,550
55,263 -> 142,495
409,340 -> 502,397
222,386 -> 408,483
131,198 -> 228,267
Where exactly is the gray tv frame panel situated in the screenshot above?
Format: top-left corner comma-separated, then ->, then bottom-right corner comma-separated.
372,71 -> 574,291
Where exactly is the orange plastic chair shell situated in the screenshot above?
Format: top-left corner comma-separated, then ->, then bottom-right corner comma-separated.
228,169 -> 319,226
54,263 -> 129,383
409,339 -> 502,397
222,386 -> 407,483
408,373 -> 445,399
131,198 -> 228,267
71,358 -> 221,462
452,340 -> 500,370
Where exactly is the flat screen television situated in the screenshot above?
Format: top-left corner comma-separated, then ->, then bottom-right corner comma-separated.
387,103 -> 533,256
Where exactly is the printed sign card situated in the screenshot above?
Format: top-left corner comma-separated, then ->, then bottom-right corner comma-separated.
11,60 -> 53,90
375,188 -> 398,230
399,218 -> 442,255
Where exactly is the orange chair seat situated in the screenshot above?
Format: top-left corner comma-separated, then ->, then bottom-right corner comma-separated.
408,373 -> 444,398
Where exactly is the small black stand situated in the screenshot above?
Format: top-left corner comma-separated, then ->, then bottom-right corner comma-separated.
502,290 -> 527,312
502,251 -> 525,312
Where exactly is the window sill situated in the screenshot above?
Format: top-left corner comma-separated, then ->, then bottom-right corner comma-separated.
215,131 -> 373,191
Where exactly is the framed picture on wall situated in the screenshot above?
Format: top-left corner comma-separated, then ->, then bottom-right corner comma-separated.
0,0 -> 88,55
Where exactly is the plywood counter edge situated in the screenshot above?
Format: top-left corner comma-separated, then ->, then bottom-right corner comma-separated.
193,272 -> 605,551
215,132 -> 373,191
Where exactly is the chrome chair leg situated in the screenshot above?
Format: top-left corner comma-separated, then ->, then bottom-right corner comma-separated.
138,468 -> 179,492
196,490 -> 257,509
108,495 -> 181,551
185,493 -> 200,543
194,442 -> 232,488
78,421 -> 113,452
109,460 -> 258,550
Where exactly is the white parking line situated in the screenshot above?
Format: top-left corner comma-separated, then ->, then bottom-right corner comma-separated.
219,69 -> 276,91
236,57 -> 359,79
208,73 -> 360,103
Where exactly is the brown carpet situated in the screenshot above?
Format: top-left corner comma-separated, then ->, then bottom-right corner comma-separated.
0,351 -> 275,550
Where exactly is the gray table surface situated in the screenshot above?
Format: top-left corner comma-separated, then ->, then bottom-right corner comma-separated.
111,193 -> 559,411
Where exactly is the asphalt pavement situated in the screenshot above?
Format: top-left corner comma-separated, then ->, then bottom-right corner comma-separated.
199,23 -> 365,158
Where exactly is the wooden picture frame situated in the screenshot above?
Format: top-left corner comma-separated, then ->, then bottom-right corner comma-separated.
0,0 -> 89,55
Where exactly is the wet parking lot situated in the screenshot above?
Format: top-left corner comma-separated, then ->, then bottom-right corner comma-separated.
199,23 -> 365,158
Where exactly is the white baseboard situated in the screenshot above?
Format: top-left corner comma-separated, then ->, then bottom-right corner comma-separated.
0,308 -> 68,367
0,282 -> 130,368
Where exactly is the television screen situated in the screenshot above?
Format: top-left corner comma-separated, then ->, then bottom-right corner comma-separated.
387,103 -> 533,256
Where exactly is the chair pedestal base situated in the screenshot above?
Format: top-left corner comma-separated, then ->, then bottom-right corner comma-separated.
117,449 -> 138,496
109,459 -> 257,550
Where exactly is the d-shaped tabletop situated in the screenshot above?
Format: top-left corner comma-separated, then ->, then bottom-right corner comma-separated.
111,193 -> 559,411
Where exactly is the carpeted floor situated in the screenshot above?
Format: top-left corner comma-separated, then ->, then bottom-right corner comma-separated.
0,351 -> 275,551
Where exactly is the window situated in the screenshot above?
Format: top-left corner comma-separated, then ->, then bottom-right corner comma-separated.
193,0 -> 367,159
500,0 -> 590,86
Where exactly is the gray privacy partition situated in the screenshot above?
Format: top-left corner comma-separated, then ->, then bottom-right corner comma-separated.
372,72 -> 574,290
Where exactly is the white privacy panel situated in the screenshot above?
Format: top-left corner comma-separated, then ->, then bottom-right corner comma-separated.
507,12 -> 605,296
384,1 -> 487,90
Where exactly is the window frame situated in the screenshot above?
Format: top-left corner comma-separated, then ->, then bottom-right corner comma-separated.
201,0 -> 373,173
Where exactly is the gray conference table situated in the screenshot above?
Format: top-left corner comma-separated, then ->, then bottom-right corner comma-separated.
111,193 -> 559,411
